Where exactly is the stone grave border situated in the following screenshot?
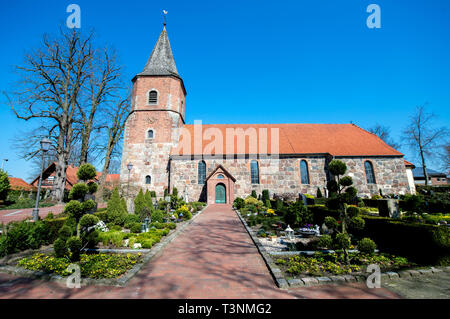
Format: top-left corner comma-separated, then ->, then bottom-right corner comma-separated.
235,208 -> 450,289
0,205 -> 208,287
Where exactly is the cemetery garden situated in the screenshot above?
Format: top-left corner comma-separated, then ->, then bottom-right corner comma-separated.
0,163 -> 205,281
234,160 -> 450,282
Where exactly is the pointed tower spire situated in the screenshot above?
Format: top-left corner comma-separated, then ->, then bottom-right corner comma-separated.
139,26 -> 179,78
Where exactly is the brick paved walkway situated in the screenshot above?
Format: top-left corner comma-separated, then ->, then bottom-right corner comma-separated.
0,204 -> 400,299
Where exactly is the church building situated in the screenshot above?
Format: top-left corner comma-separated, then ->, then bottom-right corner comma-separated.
120,26 -> 414,205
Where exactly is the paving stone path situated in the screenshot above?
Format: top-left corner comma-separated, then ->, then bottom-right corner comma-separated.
0,204 -> 400,299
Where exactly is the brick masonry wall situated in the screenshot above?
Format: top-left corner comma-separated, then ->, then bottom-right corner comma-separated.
170,156 -> 412,201
120,75 -> 185,199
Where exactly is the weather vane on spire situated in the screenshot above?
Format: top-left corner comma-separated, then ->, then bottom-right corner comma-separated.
163,10 -> 168,26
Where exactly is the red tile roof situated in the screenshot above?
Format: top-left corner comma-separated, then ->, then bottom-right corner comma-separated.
9,177 -> 36,191
404,160 -> 415,168
171,123 -> 403,156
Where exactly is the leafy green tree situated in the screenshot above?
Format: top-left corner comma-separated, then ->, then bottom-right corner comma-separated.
0,169 -> 10,201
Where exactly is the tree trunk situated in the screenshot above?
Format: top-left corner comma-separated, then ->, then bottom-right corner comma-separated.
420,148 -> 429,186
96,147 -> 112,203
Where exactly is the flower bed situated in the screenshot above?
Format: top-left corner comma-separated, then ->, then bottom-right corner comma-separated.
18,252 -> 142,278
274,252 -> 414,278
98,227 -> 171,249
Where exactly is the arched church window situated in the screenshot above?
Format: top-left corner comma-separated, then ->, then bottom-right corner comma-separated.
217,174 -> 224,179
250,160 -> 259,184
198,160 -> 206,184
364,161 -> 376,184
147,129 -> 154,139
148,90 -> 158,105
145,175 -> 151,184
300,160 -> 310,184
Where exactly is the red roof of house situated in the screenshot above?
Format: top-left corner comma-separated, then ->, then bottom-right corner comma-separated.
171,123 -> 403,157
9,177 -> 36,191
404,160 -> 415,168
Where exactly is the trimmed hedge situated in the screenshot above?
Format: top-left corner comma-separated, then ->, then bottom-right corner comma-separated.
43,217 -> 68,242
355,215 -> 450,265
308,205 -> 340,226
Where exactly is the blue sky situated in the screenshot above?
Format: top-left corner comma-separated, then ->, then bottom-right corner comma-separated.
0,0 -> 449,181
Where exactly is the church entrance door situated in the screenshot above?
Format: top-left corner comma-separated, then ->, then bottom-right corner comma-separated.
215,184 -> 226,204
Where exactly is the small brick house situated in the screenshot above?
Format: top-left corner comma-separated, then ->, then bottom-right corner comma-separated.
120,26 -> 415,205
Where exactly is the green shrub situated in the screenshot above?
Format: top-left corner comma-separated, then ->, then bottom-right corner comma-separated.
64,200 -> 84,221
358,238 -> 376,255
66,236 -> 82,262
251,190 -> 257,198
53,238 -> 68,258
130,223 -> 142,233
151,210 -> 164,223
87,182 -> 98,194
284,201 -> 311,227
0,169 -> 10,201
106,188 -> 128,226
309,205 -> 340,226
317,234 -> 333,249
82,199 -> 96,213
81,229 -> 99,249
334,233 -> 351,250
94,210 -> 108,222
316,187 -> 323,198
233,197 -> 244,209
262,190 -> 270,202
77,163 -> 97,181
324,216 -> 338,230
58,225 -> 73,241
44,217 -> 67,242
79,214 -> 100,228
347,206 -> 360,218
348,216 -> 365,231
69,183 -> 89,200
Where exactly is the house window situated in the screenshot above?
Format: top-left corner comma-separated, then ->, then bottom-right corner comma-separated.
198,160 -> 206,184
147,129 -> 154,139
145,175 -> 151,184
250,160 -> 259,184
148,90 -> 158,105
364,161 -> 376,184
300,160 -> 310,184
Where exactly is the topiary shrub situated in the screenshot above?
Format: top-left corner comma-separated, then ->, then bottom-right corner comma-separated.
334,233 -> 351,250
251,190 -> 257,198
357,237 -> 376,255
77,163 -> 97,181
348,216 -> 365,231
233,197 -> 244,209
106,188 -> 127,226
324,216 -> 338,230
262,190 -> 270,202
58,225 -> 73,241
79,214 -> 100,229
347,206 -> 360,218
68,183 -> 89,200
66,236 -> 82,262
317,234 -> 333,249
316,187 -> 323,198
87,182 -> 98,194
53,238 -> 68,258
64,200 -> 84,222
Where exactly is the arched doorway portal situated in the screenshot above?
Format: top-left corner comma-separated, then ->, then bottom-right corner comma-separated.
215,183 -> 226,204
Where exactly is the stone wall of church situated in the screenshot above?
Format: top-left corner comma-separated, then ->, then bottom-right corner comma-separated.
170,156 -> 412,202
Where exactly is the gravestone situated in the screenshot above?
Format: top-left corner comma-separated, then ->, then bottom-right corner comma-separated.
299,194 -> 308,206
378,199 -> 400,218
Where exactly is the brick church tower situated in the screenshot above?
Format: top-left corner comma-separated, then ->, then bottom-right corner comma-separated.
120,26 -> 186,199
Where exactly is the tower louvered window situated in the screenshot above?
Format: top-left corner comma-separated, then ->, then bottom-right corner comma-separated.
250,160 -> 259,184
148,90 -> 158,105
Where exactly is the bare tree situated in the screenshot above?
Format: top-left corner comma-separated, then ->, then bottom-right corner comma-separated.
96,97 -> 130,201
402,105 -> 449,185
440,143 -> 450,174
77,47 -> 122,165
368,124 -> 400,149
5,27 -> 93,202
